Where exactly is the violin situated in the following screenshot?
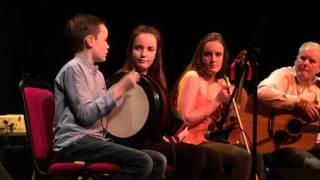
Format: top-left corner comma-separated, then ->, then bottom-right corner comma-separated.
206,77 -> 248,144
207,50 -> 250,145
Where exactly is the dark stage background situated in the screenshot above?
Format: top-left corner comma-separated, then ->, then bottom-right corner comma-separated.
3,2 -> 320,115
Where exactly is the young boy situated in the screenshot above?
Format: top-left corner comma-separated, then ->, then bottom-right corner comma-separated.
53,14 -> 166,180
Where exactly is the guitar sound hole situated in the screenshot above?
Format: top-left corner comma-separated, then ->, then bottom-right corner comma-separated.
274,131 -> 300,145
287,119 -> 302,135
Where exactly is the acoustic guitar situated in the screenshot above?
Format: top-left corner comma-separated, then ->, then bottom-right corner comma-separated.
240,97 -> 320,153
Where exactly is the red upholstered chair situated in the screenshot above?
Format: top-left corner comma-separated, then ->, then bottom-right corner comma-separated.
20,78 -> 120,179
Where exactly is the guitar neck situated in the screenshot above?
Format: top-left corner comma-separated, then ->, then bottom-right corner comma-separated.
303,124 -> 320,133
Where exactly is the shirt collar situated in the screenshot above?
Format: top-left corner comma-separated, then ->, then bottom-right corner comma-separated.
75,53 -> 99,75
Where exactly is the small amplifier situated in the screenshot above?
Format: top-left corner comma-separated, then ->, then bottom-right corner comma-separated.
0,114 -> 26,133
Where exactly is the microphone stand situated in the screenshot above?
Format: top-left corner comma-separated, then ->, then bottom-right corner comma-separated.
218,77 -> 240,130
250,48 -> 260,180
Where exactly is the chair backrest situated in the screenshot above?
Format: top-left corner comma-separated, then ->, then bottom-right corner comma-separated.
20,79 -> 55,162
20,79 -> 122,178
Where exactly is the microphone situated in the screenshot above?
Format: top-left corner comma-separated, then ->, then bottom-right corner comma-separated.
204,131 -> 230,144
204,131 -> 216,141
